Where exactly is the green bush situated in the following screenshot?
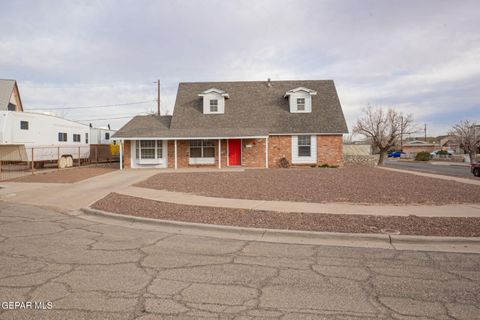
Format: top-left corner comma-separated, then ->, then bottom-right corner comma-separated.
437,150 -> 448,155
415,151 -> 431,161
317,163 -> 339,168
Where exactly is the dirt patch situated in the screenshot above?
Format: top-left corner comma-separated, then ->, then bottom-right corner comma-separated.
92,193 -> 480,237
11,166 -> 117,183
135,167 -> 480,205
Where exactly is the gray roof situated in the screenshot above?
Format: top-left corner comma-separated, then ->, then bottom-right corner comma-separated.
0,79 -> 16,111
113,115 -> 172,138
114,80 -> 348,138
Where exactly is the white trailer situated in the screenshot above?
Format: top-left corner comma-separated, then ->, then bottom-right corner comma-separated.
0,111 -> 90,168
90,127 -> 117,145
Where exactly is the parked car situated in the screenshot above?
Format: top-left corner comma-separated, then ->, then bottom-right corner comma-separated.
472,163 -> 480,177
388,151 -> 406,158
430,149 -> 453,156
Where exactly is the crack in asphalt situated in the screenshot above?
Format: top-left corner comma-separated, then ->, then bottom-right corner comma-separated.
0,202 -> 479,319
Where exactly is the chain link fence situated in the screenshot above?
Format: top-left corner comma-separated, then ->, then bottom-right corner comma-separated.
0,144 -> 119,181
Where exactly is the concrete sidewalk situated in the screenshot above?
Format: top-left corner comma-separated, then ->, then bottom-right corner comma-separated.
2,168 -> 480,218
379,166 -> 480,185
118,185 -> 480,218
0,169 -> 160,210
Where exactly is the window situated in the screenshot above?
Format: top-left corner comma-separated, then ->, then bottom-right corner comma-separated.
140,140 -> 155,159
8,103 -> 16,111
297,98 -> 305,111
105,132 -> 110,140
189,140 -> 215,158
85,133 -> 89,144
298,135 -> 311,157
209,99 -> 218,112
58,132 -> 67,142
136,140 -> 163,160
73,134 -> 81,142
20,121 -> 28,130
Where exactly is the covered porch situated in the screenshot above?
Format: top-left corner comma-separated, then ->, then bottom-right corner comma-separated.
118,136 -> 269,170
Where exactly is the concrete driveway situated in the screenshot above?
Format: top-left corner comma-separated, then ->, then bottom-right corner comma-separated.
385,160 -> 474,179
0,202 -> 479,319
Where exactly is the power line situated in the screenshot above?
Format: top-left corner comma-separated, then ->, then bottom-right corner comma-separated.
26,100 -> 156,111
75,114 -> 150,122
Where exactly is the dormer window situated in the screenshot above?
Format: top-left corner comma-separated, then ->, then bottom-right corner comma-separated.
284,87 -> 317,113
199,88 -> 229,114
297,98 -> 305,111
210,99 -> 218,112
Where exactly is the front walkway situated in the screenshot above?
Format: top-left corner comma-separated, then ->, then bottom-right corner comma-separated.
118,185 -> 480,218
1,168 -> 479,217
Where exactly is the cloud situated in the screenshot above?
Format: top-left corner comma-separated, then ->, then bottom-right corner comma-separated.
1,0 -> 479,133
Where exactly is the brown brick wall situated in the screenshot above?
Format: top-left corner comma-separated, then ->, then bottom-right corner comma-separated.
221,139 -> 228,167
402,145 -> 435,154
167,140 -> 175,168
128,136 -> 343,169
268,136 -> 291,168
123,140 -> 131,168
317,135 -> 343,166
242,139 -> 266,168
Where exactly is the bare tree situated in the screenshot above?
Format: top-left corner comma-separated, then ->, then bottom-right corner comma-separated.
448,120 -> 480,163
353,106 -> 415,166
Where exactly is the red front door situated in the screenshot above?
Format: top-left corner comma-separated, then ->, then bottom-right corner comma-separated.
228,139 -> 241,166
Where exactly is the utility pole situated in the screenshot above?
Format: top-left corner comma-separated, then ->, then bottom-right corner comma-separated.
157,80 -> 160,117
424,123 -> 427,142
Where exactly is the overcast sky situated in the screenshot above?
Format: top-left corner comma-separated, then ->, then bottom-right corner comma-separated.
1,0 -> 479,136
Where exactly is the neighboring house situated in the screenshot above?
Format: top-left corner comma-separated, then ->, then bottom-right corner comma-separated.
402,140 -> 436,154
435,135 -> 461,154
113,80 -> 348,169
0,79 -> 24,112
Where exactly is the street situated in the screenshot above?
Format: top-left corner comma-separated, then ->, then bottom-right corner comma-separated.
385,160 -> 474,179
0,202 -> 479,319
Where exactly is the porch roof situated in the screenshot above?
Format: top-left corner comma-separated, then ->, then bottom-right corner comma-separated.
113,115 -> 268,139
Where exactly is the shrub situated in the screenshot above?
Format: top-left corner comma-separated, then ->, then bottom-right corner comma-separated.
415,151 -> 431,161
279,157 -> 290,168
317,163 -> 339,168
437,150 -> 448,155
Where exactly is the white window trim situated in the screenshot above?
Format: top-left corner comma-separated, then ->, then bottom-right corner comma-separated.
297,98 -> 306,111
291,135 -> 317,164
189,157 -> 215,165
189,140 -> 216,165
209,99 -> 219,113
132,140 -> 167,167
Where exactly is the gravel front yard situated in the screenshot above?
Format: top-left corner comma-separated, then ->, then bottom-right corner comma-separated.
92,193 -> 480,237
136,167 -> 480,205
11,166 -> 117,183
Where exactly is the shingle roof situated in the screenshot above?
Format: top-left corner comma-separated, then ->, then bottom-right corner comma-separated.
113,115 -> 172,138
114,80 -> 348,138
0,79 -> 16,111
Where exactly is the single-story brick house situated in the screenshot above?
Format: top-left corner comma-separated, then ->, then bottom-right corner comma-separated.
402,140 -> 436,155
113,80 -> 348,169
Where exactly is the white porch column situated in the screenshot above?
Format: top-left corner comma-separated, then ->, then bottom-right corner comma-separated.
265,137 -> 269,168
119,140 -> 123,170
174,140 -> 178,169
218,139 -> 222,169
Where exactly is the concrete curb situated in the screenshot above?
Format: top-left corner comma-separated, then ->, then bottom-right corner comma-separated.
80,207 -> 480,253
379,166 -> 480,186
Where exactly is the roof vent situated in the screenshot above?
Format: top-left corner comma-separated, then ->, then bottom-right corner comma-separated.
267,78 -> 271,88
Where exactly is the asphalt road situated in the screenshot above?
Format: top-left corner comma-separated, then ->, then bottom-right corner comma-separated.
0,203 -> 479,319
385,159 -> 474,179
